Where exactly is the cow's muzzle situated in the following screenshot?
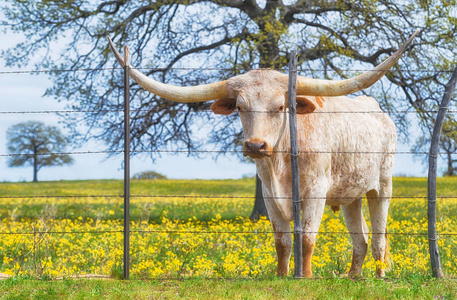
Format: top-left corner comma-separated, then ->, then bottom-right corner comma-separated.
243,138 -> 273,159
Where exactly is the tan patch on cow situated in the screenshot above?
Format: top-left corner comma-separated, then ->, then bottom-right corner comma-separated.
302,238 -> 315,278
284,147 -> 291,164
314,96 -> 325,108
384,228 -> 391,269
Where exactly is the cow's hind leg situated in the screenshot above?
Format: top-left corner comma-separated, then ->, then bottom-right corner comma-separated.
341,197 -> 369,277
367,188 -> 391,277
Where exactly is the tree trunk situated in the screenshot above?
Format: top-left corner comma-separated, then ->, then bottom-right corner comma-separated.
446,152 -> 454,176
249,174 -> 269,222
33,145 -> 38,182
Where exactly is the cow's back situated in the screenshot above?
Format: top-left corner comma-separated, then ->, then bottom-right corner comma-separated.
297,95 -> 396,205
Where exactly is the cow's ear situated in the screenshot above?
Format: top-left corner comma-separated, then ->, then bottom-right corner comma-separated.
295,96 -> 317,114
211,98 -> 236,115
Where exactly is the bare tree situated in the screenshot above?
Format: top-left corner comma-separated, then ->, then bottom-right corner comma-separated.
7,121 -> 74,182
412,118 -> 457,176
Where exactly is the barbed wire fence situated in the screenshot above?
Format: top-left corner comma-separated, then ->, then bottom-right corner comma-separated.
0,61 -> 456,280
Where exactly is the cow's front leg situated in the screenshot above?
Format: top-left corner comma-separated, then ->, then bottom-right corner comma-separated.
271,218 -> 292,276
301,194 -> 326,278
261,176 -> 293,276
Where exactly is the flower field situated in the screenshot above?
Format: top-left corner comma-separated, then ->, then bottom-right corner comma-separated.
0,177 -> 456,279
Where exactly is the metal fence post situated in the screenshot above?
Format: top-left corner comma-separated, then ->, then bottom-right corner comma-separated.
427,66 -> 457,278
123,45 -> 131,280
288,50 -> 303,278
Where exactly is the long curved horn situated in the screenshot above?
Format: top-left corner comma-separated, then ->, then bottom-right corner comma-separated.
296,30 -> 419,96
107,37 -> 229,102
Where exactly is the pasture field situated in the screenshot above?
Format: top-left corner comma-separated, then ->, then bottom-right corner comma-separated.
0,177 -> 457,298
1,275 -> 457,299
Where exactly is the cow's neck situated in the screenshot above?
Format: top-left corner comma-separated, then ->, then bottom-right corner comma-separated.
255,115 -> 294,220
255,113 -> 321,221
265,110 -> 290,173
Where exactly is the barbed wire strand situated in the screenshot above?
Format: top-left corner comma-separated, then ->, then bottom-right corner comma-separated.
10,274 -> 457,281
0,229 -> 456,236
0,109 -> 456,115
1,149 -> 451,157
0,67 -> 455,75
0,195 -> 456,200
111,275 -> 457,281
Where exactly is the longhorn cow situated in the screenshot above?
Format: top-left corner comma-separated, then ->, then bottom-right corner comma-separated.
108,31 -> 417,278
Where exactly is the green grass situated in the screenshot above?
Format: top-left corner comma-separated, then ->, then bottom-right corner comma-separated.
0,178 -> 256,222
0,276 -> 457,299
0,178 -> 255,197
1,275 -> 456,299
1,177 -> 456,222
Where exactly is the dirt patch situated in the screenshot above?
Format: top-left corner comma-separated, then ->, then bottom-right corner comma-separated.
0,273 -> 112,280
55,274 -> 112,280
0,273 -> 12,279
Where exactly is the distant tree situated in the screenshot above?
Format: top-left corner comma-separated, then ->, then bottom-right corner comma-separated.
133,170 -> 167,180
7,121 -> 74,182
412,118 -> 457,176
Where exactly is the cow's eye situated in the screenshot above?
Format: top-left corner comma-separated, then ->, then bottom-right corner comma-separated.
236,106 -> 241,111
278,106 -> 285,112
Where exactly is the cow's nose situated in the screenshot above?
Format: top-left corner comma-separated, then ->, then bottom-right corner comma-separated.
243,138 -> 273,158
244,141 -> 267,152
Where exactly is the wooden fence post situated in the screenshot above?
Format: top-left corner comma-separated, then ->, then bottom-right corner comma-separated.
288,50 -> 303,278
123,45 -> 131,280
427,66 -> 457,278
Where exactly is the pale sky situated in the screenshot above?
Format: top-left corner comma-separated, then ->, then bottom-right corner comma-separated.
0,18 -> 431,182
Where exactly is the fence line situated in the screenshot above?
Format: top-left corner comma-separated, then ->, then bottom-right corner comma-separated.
1,64 -> 456,280
1,109 -> 456,115
0,67 -> 455,75
104,276 -> 457,281
1,195 -> 456,200
0,229 -> 455,237
0,149 -> 450,157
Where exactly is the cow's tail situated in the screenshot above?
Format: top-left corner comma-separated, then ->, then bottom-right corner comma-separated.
384,228 -> 391,270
